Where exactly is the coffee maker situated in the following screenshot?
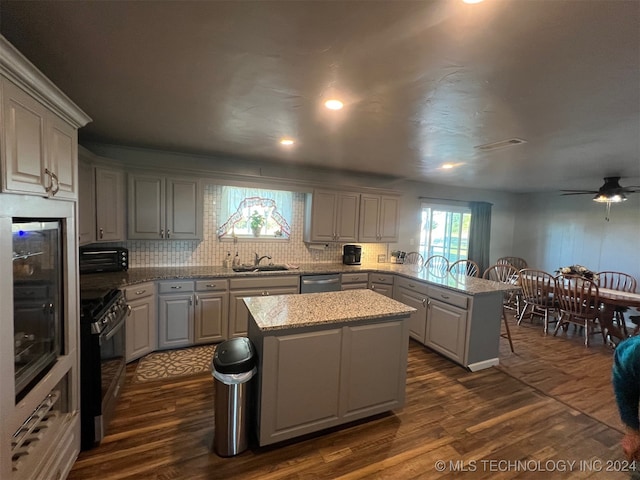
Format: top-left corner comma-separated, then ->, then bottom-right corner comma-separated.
342,244 -> 362,265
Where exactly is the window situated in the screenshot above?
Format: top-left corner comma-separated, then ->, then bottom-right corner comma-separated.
217,186 -> 293,239
419,204 -> 471,263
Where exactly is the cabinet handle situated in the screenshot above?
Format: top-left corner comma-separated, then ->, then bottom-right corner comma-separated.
441,294 -> 450,299
99,228 -> 104,239
171,285 -> 182,289
135,289 -> 146,295
409,283 -> 415,288
160,229 -> 164,239
422,298 -> 426,307
127,305 -> 132,316
167,229 -> 171,238
189,296 -> 193,306
44,168 -> 54,194
206,284 -> 216,288
49,169 -> 60,195
195,295 -> 199,305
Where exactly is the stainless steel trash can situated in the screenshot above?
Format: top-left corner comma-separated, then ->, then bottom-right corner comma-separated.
212,337 -> 256,457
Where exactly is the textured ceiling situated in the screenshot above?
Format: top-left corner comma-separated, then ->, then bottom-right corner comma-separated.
1,0 -> 638,193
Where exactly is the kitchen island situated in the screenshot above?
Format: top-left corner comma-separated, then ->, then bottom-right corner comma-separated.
245,289 -> 415,447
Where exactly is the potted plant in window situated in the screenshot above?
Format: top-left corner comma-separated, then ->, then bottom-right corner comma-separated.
249,210 -> 266,237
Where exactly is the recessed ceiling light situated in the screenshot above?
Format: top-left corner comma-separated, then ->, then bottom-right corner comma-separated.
280,138 -> 295,146
441,163 -> 455,169
324,99 -> 344,110
463,0 -> 484,4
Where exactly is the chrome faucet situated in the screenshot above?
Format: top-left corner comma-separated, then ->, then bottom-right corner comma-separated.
254,253 -> 272,266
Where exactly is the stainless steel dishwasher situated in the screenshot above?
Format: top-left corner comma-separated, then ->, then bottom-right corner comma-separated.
300,274 -> 342,293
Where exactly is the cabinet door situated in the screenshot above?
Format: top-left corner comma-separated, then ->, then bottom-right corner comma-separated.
358,194 -> 381,242
128,174 -> 165,239
77,161 -> 95,245
341,282 -> 368,290
194,292 -> 228,343
46,114 -> 77,199
425,299 -> 468,364
307,190 -> 338,242
95,167 -> 125,241
166,178 -> 200,239
335,191 -> 360,242
2,79 -> 47,195
341,320 -> 407,418
158,294 -> 193,349
260,329 -> 342,445
394,287 -> 427,343
126,295 -> 157,362
378,195 -> 399,242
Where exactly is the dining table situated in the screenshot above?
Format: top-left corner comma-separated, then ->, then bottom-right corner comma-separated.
598,287 -> 640,345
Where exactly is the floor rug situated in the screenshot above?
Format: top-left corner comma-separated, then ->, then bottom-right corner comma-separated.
134,344 -> 216,383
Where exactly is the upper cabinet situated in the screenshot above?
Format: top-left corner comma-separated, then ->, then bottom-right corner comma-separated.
358,194 -> 400,243
0,38 -> 90,200
78,149 -> 126,245
128,173 -> 202,240
303,189 -> 360,243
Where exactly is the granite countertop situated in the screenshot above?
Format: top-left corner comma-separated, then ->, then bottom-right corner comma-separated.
79,262 -> 518,296
245,289 -> 417,331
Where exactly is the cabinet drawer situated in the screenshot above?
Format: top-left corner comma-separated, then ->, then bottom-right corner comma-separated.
195,279 -> 229,292
394,276 -> 428,295
342,273 -> 367,284
124,282 -> 155,300
428,286 -> 468,310
368,273 -> 394,285
158,280 -> 195,294
230,275 -> 299,290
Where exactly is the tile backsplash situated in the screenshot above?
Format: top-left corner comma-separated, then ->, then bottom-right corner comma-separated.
95,185 -> 388,268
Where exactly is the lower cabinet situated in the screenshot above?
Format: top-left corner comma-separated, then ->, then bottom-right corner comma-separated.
124,282 -> 157,362
393,278 -> 428,342
194,280 -> 229,343
157,280 -> 195,349
368,272 -> 394,297
424,298 -> 468,365
254,318 -> 408,446
228,276 -> 300,337
341,272 -> 368,290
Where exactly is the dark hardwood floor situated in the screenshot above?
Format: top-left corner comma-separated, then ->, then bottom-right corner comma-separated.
68,313 -> 631,479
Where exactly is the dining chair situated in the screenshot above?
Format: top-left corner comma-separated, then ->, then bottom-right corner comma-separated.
403,252 -> 424,266
596,271 -> 637,335
449,259 -> 479,277
517,269 -> 559,334
553,274 -> 603,347
424,255 -> 449,276
496,256 -> 528,271
482,263 -> 519,352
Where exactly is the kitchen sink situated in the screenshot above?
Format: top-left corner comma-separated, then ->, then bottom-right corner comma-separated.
232,264 -> 289,272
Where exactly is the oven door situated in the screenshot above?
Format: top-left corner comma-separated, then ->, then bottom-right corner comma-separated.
99,312 -> 126,410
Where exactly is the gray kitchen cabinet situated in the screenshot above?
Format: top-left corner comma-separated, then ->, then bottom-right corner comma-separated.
254,317 -> 408,446
124,282 -> 157,362
425,298 -> 468,365
358,194 -> 399,243
157,280 -> 195,349
78,159 -> 95,245
1,77 -> 82,200
368,272 -> 394,298
229,276 -> 300,337
303,189 -> 360,243
341,272 -> 368,290
393,276 -> 428,342
95,166 -> 125,241
194,279 -> 229,344
128,173 -> 201,240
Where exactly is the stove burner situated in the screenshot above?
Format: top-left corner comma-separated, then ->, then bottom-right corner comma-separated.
80,288 -> 126,334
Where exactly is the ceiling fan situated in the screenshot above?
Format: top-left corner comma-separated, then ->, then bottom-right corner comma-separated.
561,176 -> 640,203
561,176 -> 640,221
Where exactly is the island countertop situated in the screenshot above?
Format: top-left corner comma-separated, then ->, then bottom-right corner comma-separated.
244,289 -> 416,331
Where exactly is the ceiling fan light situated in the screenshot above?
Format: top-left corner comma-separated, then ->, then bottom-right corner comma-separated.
593,193 -> 626,203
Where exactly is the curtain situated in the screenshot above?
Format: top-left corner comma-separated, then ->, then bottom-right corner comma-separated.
468,201 -> 492,274
217,187 -> 293,237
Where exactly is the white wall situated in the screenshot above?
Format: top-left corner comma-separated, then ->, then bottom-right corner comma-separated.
512,192 -> 640,281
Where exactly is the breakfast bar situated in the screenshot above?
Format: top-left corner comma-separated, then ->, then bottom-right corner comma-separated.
246,289 -> 415,447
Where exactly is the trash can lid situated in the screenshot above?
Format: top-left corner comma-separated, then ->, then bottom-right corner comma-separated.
213,337 -> 256,374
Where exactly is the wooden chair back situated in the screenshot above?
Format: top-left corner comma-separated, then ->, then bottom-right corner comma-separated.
519,269 -> 556,309
483,263 -> 519,284
596,271 -> 637,293
554,274 -> 600,321
449,259 -> 480,277
404,252 -> 424,266
424,255 -> 449,276
497,256 -> 528,271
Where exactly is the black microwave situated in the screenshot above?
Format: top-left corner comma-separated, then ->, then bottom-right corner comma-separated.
79,247 -> 128,274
